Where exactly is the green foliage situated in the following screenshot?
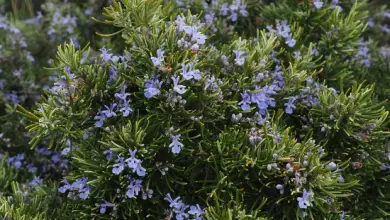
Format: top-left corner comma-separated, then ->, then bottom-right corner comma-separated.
3,0 -> 390,219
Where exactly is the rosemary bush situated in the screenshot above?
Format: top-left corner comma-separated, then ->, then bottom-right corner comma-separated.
2,0 -> 390,219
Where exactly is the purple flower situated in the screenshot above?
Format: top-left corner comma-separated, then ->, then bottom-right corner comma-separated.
71,177 -> 88,190
297,189 -> 312,209
234,50 -> 245,66
313,0 -> 324,9
175,15 -> 186,32
180,63 -> 202,81
175,204 -> 190,220
119,101 -> 133,117
293,51 -> 302,60
385,10 -> 390,19
169,134 -> 184,154
27,164 -> 37,173
94,108 -> 106,127
144,76 -> 163,98
380,163 -> 390,170
221,3 -> 229,16
31,176 -> 43,187
188,204 -> 205,219
108,67 -> 118,84
251,85 -> 276,115
142,189 -> 154,200
238,90 -> 251,111
239,4 -> 248,16
78,185 -> 90,199
312,46 -> 319,56
328,162 -> 337,170
61,147 -> 70,155
367,19 -> 374,28
102,104 -> 117,118
58,179 -> 70,193
51,154 -> 61,163
112,155 -> 125,175
126,179 -> 143,198
183,26 -> 207,45
104,150 -> 113,161
99,199 -> 115,214
100,47 -> 113,62
125,150 -> 146,177
172,76 -> 187,95
5,91 -> 20,104
164,193 -> 184,209
284,97 -> 297,114
151,49 -> 165,67
115,85 -> 131,101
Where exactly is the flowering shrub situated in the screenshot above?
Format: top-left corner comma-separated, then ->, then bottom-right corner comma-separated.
2,0 -> 390,219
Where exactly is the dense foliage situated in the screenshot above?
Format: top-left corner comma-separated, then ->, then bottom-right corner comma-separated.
2,0 -> 390,219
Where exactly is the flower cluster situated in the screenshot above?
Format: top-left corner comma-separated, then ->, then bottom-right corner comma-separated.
176,16 -> 208,52
112,150 -> 146,177
220,0 -> 248,22
164,193 -> 205,220
58,177 -> 91,200
126,177 -> 153,200
94,85 -> 134,127
266,20 -> 296,48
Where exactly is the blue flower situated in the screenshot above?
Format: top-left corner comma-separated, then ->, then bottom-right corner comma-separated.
99,199 -> 115,214
238,90 -> 251,111
144,76 -> 163,98
27,164 -> 37,173
164,193 -> 184,209
102,104 -> 117,118
125,150 -> 146,177
175,204 -> 189,220
151,49 -> 165,67
78,185 -> 90,199
31,176 -> 43,187
5,91 -> 20,104
61,147 -> 70,155
100,47 -> 113,62
126,178 -> 143,198
94,108 -> 106,127
293,51 -> 302,60
51,153 -> 61,163
172,76 -> 187,95
169,134 -> 184,154
284,96 -> 297,114
380,163 -> 390,170
239,4 -> 248,17
297,189 -> 312,209
142,189 -> 154,200
181,63 -> 202,81
108,67 -> 118,84
103,150 -> 113,161
183,26 -> 207,45
251,85 -> 276,115
328,162 -> 337,170
112,155 -> 125,175
234,49 -> 245,66
313,0 -> 324,9
115,85 -> 131,101
58,179 -> 70,193
71,177 -> 88,190
188,204 -> 205,220
220,3 -> 229,16
175,15 -> 186,32
119,100 -> 133,117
